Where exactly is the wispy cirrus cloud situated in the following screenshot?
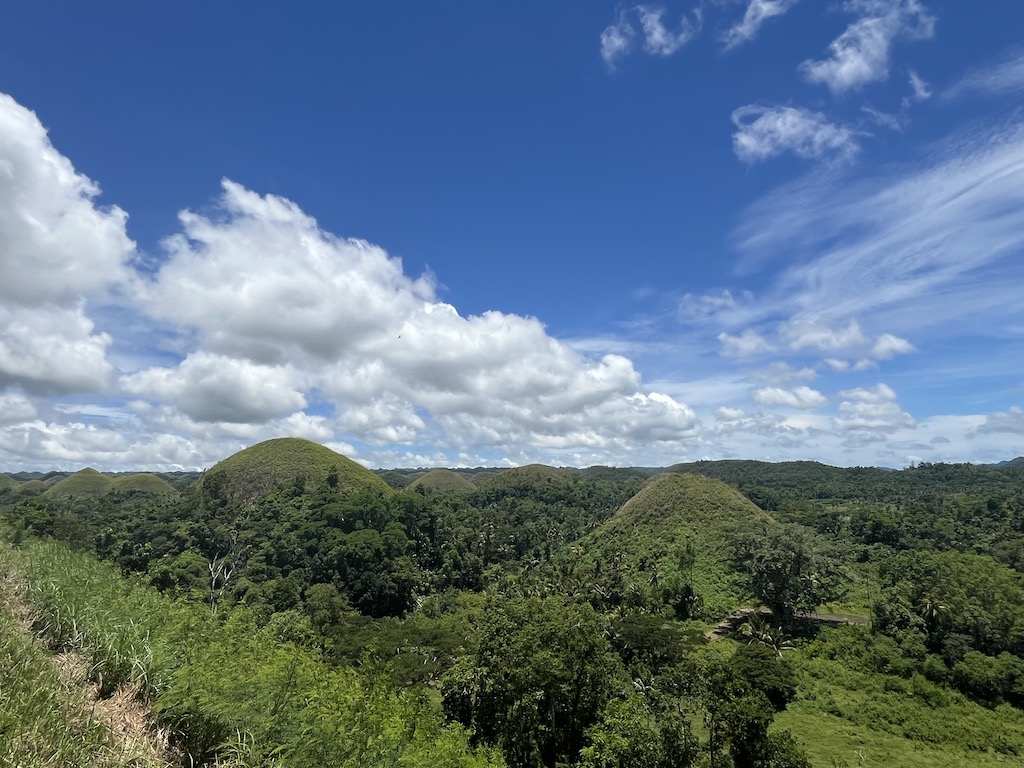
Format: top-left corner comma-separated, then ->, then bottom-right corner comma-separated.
800,0 -> 936,94
721,0 -> 800,51
731,105 -> 860,162
943,48 -> 1024,100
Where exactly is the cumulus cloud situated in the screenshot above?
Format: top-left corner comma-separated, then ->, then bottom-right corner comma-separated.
780,318 -> 868,352
731,105 -> 859,163
132,181 -> 699,461
800,0 -> 936,95
835,383 -> 914,434
752,385 -> 828,409
122,352 -> 307,424
0,93 -> 133,394
721,0 -> 799,51
718,329 -> 774,357
0,392 -> 36,425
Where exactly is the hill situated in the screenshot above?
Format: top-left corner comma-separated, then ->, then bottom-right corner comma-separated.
200,437 -> 390,505
110,473 -> 177,496
408,469 -> 476,493
45,468 -> 112,497
0,474 -> 17,491
574,472 -> 775,616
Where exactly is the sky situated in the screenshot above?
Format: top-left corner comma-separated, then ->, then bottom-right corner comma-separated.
1,0 -> 1023,472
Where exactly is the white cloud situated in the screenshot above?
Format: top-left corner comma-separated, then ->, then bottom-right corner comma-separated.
0,93 -> 133,395
721,0 -> 799,51
0,392 -> 36,425
731,116 -> 1024,342
861,105 -> 908,132
752,385 -> 828,409
871,332 -> 914,359
800,0 -> 936,95
715,406 -> 747,421
835,383 -> 914,434
0,304 -> 114,393
133,181 -> 700,462
944,48 -> 1024,100
718,329 -> 774,357
780,317 -> 868,352
600,5 -> 701,66
731,105 -> 859,163
121,351 -> 307,424
908,69 -> 932,100
600,12 -> 635,68
636,5 -> 702,56
0,94 -> 134,305
977,406 -> 1024,435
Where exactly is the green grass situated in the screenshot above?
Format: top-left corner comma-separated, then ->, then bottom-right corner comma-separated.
1,537 -> 501,768
110,474 -> 177,496
572,473 -> 773,617
0,554 -> 161,767
0,473 -> 17,491
45,468 -> 113,497
409,469 -> 477,493
201,437 -> 391,505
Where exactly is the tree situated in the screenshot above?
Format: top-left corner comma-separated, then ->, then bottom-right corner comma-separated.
733,525 -> 845,626
442,595 -> 625,768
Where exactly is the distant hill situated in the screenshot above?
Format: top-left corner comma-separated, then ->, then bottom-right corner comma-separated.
477,463 -> 571,490
993,457 -> 1024,469
110,473 -> 177,496
200,437 -> 390,505
46,468 -> 112,497
408,469 -> 476,493
0,474 -> 18,491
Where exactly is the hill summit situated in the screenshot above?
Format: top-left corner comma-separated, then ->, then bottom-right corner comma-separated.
201,437 -> 389,505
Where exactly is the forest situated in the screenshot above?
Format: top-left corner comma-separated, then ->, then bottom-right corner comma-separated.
2,437 -> 1024,767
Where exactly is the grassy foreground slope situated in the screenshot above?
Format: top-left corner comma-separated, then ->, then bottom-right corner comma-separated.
0,538 -> 500,768
200,437 -> 390,504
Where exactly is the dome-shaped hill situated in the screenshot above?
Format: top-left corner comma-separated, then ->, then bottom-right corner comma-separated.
17,479 -> 47,494
0,474 -> 17,491
46,468 -> 113,497
201,437 -> 390,505
612,472 -> 771,533
409,469 -> 476,493
110,473 -> 177,496
571,473 -> 776,616
478,463 -> 570,490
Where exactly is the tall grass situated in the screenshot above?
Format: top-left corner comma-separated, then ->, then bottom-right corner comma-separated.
2,538 -> 501,767
0,552 -> 160,767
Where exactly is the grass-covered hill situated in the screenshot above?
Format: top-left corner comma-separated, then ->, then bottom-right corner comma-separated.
572,472 -> 775,615
199,437 -> 390,505
110,473 -> 177,496
409,469 -> 476,493
45,468 -> 112,497
43,469 -> 177,498
0,474 -> 17,491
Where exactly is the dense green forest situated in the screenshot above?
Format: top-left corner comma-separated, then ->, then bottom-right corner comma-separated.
2,438 -> 1024,767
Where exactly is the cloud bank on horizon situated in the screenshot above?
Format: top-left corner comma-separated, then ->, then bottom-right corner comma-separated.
1,1 -> 1023,472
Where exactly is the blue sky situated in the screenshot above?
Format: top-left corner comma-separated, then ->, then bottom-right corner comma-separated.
1,0 -> 1023,471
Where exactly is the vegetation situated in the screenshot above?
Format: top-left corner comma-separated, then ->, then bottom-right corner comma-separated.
1,444 -> 1023,766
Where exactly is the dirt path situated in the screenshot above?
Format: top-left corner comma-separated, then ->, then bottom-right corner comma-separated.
0,547 -> 172,767
705,607 -> 870,641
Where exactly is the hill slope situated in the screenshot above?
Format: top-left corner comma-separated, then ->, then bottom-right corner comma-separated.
574,472 -> 775,616
201,438 -> 390,505
110,474 -> 177,496
408,469 -> 476,493
45,468 -> 112,497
